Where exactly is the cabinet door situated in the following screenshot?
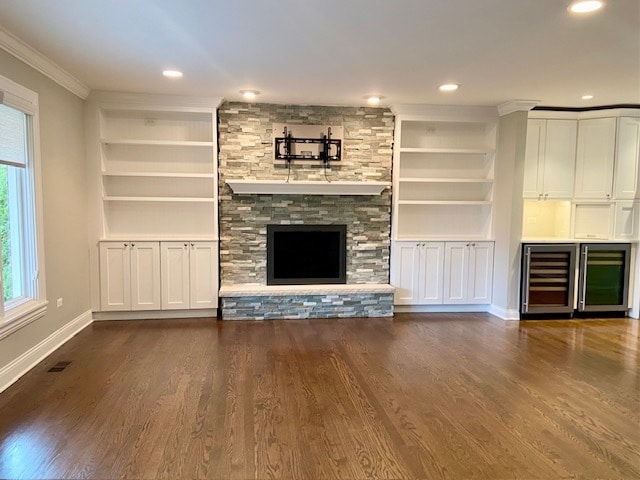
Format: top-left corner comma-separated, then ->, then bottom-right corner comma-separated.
443,242 -> 469,304
391,242 -> 421,304
542,119 -> 577,198
523,119 -> 545,198
161,242 -> 191,310
613,117 -> 640,199
99,242 -> 131,311
575,117 -> 617,199
130,242 -> 161,311
467,242 -> 494,304
189,242 -> 218,309
417,242 -> 444,304
614,202 -> 638,241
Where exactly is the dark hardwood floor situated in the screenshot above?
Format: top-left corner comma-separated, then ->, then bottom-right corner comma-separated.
0,314 -> 638,479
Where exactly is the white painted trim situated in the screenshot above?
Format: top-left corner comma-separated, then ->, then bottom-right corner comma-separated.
394,304 -> 491,313
489,304 -> 521,320
0,26 -> 90,99
89,90 -> 223,110
0,309 -> 93,394
391,104 -> 498,121
225,179 -> 390,196
93,309 -> 218,321
497,100 -> 539,116
0,300 -> 48,341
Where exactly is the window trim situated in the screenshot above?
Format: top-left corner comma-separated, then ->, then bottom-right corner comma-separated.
0,74 -> 47,340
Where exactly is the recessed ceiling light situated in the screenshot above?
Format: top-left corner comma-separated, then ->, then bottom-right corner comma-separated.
240,90 -> 260,100
365,95 -> 384,105
162,70 -> 183,78
582,94 -> 594,100
568,1 -> 604,13
439,83 -> 460,92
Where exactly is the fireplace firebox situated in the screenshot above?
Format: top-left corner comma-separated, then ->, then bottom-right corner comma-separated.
267,224 -> 347,285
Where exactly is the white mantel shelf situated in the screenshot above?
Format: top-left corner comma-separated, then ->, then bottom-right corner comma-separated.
219,283 -> 395,297
225,179 -> 390,195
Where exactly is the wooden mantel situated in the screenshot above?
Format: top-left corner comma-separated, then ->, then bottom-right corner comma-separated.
225,179 -> 390,195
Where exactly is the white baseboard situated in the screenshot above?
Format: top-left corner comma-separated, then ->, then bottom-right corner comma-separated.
394,304 -> 491,314
489,304 -> 521,321
0,309 -> 93,394
93,309 -> 217,321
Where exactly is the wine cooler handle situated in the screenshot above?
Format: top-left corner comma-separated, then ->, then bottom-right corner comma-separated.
523,247 -> 531,312
580,245 -> 589,310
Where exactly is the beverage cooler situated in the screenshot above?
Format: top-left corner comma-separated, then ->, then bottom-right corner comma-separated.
521,243 -> 632,318
577,243 -> 631,314
520,244 -> 577,317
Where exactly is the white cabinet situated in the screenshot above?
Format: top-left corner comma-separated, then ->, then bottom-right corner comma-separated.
613,117 -> 640,199
88,93 -> 221,314
391,240 -> 493,306
161,242 -> 218,310
574,117 -> 617,199
443,242 -> 494,304
99,242 -> 161,311
391,242 -> 444,305
391,106 -> 497,241
523,119 -> 577,199
614,202 -> 638,241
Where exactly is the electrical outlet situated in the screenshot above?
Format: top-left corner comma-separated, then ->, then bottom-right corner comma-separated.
56,297 -> 63,307
527,217 -> 537,224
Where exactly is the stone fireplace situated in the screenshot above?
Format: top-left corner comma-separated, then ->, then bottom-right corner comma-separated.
217,102 -> 394,320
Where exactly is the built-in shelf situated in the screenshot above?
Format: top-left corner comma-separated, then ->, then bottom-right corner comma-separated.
398,200 -> 493,205
399,147 -> 493,155
100,235 -> 220,242
226,179 -> 390,195
399,178 -> 493,183
103,196 -> 215,203
101,139 -> 214,147
102,172 -> 215,178
397,236 -> 496,241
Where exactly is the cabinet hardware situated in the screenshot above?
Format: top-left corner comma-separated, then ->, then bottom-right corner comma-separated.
523,248 -> 531,312
123,243 -> 128,247
580,246 -> 589,309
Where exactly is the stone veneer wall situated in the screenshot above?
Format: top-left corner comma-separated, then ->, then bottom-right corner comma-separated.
218,102 -> 394,286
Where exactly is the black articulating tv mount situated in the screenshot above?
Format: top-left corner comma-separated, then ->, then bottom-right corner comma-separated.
274,126 -> 342,164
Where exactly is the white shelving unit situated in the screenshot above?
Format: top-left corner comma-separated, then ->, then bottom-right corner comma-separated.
86,92 -> 221,315
390,105 -> 498,310
391,106 -> 498,241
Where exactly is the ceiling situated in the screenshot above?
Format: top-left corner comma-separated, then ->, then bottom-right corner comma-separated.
0,0 -> 638,108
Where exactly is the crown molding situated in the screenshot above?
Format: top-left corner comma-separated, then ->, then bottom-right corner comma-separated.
0,26 -> 90,99
497,100 -> 539,116
391,104 -> 498,121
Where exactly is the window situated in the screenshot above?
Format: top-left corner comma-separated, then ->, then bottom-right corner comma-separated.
0,75 -> 47,340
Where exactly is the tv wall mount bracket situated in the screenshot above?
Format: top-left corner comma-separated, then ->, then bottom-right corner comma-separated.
274,126 -> 342,163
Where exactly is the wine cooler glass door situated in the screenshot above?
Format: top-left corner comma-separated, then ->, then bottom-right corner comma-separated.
578,244 -> 630,312
521,244 -> 576,314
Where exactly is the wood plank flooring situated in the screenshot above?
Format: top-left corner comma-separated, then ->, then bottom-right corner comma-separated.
0,313 -> 638,479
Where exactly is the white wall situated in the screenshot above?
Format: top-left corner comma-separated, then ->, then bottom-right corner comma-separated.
0,49 -> 90,369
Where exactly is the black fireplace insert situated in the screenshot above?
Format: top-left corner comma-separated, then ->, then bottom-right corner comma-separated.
267,224 -> 347,285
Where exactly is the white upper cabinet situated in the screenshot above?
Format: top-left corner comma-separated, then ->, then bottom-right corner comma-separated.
613,117 -> 640,200
523,119 -> 577,199
574,117 -> 617,199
